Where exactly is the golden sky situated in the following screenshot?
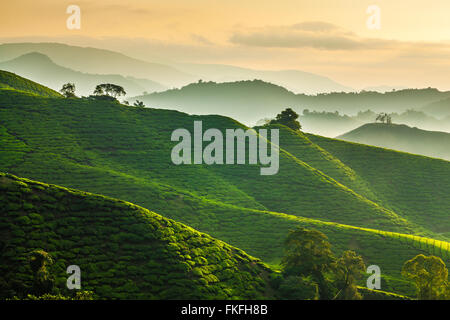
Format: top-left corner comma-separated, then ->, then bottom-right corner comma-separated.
3,0 -> 450,89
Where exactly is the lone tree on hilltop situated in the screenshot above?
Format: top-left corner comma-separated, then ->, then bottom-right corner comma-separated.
60,83 -> 76,98
270,108 -> 302,131
375,112 -> 392,124
94,84 -> 126,98
133,100 -> 145,108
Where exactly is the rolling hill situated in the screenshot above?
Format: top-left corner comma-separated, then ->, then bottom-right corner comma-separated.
0,74 -> 449,297
0,172 -> 272,299
0,43 -> 196,88
0,69 -> 61,98
174,63 -> 352,94
422,97 -> 450,119
0,53 -> 166,97
336,123 -> 450,161
134,80 -> 450,126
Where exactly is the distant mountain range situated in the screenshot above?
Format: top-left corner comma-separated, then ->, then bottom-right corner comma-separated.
337,123 -> 450,161
0,52 -> 167,97
0,42 -> 352,94
134,80 -> 450,126
174,62 -> 352,94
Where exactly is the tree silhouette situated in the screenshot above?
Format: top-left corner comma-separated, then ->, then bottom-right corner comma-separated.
93,84 -> 126,98
59,83 -> 76,98
133,100 -> 145,108
375,112 -> 392,124
270,108 -> 302,131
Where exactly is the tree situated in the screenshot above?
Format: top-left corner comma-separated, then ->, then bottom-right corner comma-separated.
270,108 -> 302,131
375,112 -> 392,124
93,84 -> 126,98
133,100 -> 145,108
402,254 -> 448,300
29,250 -> 54,296
59,83 -> 76,98
281,227 -> 334,299
333,251 -> 366,300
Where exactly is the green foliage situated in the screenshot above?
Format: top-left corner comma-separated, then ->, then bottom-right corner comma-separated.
402,254 -> 449,300
60,83 -> 76,98
0,70 -> 61,97
333,251 -> 366,300
0,84 -> 449,298
270,108 -> 301,131
0,173 -> 273,299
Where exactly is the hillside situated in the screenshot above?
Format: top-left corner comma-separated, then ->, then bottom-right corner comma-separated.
0,172 -> 273,299
0,70 -> 61,98
1,78 -> 449,296
134,80 -> 450,126
174,63 -> 352,94
0,43 -> 196,88
422,97 -> 450,118
0,53 -> 166,97
337,123 -> 450,161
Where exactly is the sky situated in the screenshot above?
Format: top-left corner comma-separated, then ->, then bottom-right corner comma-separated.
2,0 -> 450,90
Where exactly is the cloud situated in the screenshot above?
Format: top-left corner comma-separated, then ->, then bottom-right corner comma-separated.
191,34 -> 214,45
230,22 -> 398,51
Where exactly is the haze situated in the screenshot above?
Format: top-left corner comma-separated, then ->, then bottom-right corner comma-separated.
3,0 -> 450,90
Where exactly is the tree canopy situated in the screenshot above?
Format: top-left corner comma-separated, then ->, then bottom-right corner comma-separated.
270,108 -> 302,131
402,254 -> 449,300
59,83 -> 76,98
93,83 -> 126,98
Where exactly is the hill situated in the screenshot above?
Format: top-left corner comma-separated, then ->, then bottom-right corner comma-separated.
0,172 -> 273,299
336,123 -> 450,161
0,43 -> 196,88
1,79 -> 449,296
0,70 -> 61,98
422,97 -> 450,119
134,80 -> 450,126
174,63 -> 352,94
0,53 -> 166,97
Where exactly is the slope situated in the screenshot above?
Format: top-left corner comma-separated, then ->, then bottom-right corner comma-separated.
308,133 -> 450,239
0,88 -> 415,235
0,53 -> 166,97
0,172 -> 273,299
0,69 -> 61,98
135,81 -> 450,125
174,63 -> 352,94
0,43 -> 196,88
337,123 -> 450,161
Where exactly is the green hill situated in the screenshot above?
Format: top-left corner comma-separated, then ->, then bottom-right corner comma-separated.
0,172 -> 273,299
422,97 -> 450,118
336,123 -> 450,161
134,81 -> 450,125
0,53 -> 166,97
0,69 -> 61,98
0,78 -> 449,297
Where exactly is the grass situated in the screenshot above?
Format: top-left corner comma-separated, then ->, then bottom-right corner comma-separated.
0,70 -> 61,98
